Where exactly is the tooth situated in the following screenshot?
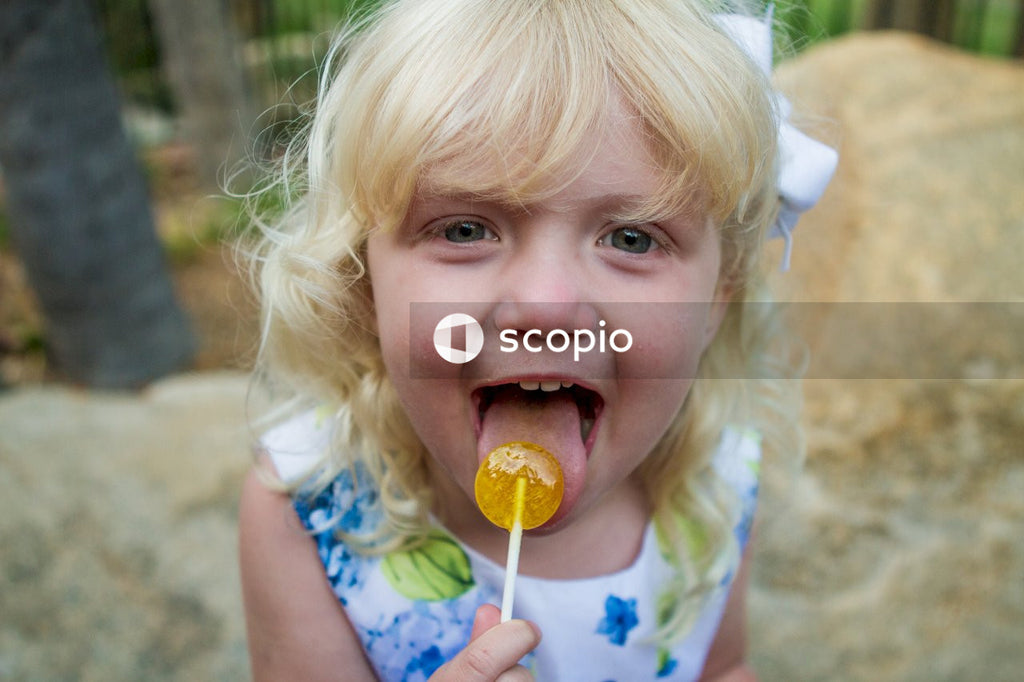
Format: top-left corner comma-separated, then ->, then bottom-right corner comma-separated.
540,381 -> 561,392
561,381 -> 574,388
519,381 -> 540,390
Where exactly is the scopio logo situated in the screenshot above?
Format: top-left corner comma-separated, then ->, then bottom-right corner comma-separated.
432,313 -> 485,364
432,311 -> 634,365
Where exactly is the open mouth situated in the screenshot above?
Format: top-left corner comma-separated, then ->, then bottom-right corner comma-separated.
474,380 -> 603,447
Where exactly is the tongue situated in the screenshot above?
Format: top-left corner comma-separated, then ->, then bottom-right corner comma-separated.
478,386 -> 586,523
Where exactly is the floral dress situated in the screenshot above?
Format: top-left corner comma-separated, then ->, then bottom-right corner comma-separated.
263,411 -> 761,682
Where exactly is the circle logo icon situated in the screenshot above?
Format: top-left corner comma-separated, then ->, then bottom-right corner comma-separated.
433,313 -> 484,364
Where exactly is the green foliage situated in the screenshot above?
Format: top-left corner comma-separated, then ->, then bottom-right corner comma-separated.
93,0 -> 173,110
773,0 -> 1021,58
962,0 -> 1024,55
158,198 -> 244,265
95,0 -> 1020,118
252,0 -> 383,34
94,0 -> 160,72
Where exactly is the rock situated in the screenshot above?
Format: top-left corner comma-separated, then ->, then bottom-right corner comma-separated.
0,372 -> 260,681
750,33 -> 1024,682
768,32 -> 1024,382
751,378 -> 1024,681
769,32 -> 1024,303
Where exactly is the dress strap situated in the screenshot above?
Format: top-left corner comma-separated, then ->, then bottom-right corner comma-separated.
260,408 -> 334,484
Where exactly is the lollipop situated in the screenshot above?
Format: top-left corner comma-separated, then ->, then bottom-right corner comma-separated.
475,441 -> 564,621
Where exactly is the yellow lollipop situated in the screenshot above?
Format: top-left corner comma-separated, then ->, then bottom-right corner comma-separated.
475,441 -> 564,621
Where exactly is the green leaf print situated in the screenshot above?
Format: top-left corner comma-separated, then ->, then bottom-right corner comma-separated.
381,528 -> 475,601
654,513 -> 709,567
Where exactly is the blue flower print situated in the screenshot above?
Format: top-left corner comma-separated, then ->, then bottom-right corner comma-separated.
361,597 -> 481,681
713,429 -> 761,551
596,595 -> 639,646
295,466 -> 384,601
299,465 -> 382,536
321,541 -> 361,603
408,645 -> 445,678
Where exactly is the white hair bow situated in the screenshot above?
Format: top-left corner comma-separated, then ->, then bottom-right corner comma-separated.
716,10 -> 839,271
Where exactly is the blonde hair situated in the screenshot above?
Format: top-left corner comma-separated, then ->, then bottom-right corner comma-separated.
243,0 -> 802,643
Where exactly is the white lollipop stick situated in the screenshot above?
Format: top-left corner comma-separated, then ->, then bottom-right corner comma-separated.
500,477 -> 527,622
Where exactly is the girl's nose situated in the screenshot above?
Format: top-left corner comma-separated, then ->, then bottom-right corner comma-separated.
492,299 -> 599,338
491,251 -> 599,336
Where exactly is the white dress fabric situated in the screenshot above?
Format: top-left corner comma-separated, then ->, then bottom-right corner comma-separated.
263,410 -> 761,682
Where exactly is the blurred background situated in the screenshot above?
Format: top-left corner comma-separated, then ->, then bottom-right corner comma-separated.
0,0 -> 1021,387
0,1 -> 1021,680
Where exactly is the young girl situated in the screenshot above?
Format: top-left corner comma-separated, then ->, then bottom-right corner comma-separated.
238,1 -> 836,680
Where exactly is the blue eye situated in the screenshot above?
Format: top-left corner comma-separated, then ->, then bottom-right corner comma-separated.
442,220 -> 494,243
604,226 -> 655,254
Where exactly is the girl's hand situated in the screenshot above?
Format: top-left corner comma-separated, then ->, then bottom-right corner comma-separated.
430,604 -> 540,681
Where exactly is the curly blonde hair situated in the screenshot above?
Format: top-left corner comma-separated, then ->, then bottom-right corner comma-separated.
242,0 -> 803,642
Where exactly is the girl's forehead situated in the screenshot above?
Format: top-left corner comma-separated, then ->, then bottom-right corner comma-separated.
415,96 -> 662,206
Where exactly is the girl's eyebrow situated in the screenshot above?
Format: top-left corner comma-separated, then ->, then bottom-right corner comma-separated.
517,192 -> 661,216
414,189 -> 693,225
415,190 -> 494,207
409,193 -> 486,214
557,194 -> 668,222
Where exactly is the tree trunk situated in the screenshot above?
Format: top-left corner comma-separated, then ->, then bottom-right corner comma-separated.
147,0 -> 257,191
890,0 -> 930,33
0,0 -> 195,388
927,0 -> 958,43
864,0 -> 896,29
865,0 -> 932,33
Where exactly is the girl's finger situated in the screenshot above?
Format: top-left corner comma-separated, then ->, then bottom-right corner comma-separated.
494,664 -> 536,682
433,616 -> 540,681
469,604 -> 501,641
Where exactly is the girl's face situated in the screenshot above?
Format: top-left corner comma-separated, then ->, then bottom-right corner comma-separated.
366,99 -> 728,545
